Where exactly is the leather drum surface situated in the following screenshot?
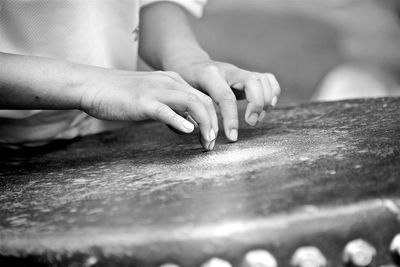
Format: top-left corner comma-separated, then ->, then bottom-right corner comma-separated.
0,98 -> 399,267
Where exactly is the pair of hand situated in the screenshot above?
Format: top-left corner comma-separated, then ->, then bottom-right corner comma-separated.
79,60 -> 280,150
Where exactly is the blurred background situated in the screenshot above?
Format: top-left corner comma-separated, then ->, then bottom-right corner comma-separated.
188,0 -> 400,105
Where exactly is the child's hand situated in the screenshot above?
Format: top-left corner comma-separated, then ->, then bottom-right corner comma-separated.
80,69 -> 218,150
167,60 -> 281,142
139,2 -> 280,143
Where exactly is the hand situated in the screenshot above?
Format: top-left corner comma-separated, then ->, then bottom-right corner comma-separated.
79,69 -> 218,150
166,60 -> 281,142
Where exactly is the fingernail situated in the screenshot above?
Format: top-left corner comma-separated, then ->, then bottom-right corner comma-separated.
186,114 -> 198,127
182,120 -> 194,132
258,110 -> 266,122
200,135 -> 209,151
230,129 -> 238,141
271,96 -> 278,107
267,73 -> 280,91
231,82 -> 244,90
208,139 -> 216,150
209,129 -> 216,141
248,113 -> 259,126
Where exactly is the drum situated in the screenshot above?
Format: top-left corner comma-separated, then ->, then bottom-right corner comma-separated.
0,98 -> 399,267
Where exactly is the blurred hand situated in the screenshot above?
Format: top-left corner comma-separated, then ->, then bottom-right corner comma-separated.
79,69 -> 218,150
167,60 -> 281,142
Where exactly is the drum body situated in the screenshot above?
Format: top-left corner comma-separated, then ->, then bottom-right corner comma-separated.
0,98 -> 399,267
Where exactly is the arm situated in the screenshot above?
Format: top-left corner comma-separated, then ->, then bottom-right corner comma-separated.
138,2 -> 208,71
139,2 -> 281,142
0,52 -> 84,110
0,52 -> 216,149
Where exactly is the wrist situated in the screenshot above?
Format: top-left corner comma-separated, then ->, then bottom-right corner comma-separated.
70,64 -> 109,112
161,42 -> 210,71
59,62 -> 89,110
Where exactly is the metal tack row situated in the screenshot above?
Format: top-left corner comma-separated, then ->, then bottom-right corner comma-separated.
160,234 -> 400,267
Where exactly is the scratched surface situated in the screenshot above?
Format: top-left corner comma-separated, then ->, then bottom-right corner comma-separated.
0,98 -> 400,267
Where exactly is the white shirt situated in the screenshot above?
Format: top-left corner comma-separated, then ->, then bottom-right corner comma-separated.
0,0 -> 206,147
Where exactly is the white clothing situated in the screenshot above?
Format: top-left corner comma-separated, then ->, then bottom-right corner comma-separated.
0,0 -> 206,147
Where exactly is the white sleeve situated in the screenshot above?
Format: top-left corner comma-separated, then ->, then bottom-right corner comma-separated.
140,0 -> 208,18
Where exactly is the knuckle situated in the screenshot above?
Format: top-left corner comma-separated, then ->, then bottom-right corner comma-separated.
223,117 -> 239,127
165,71 -> 180,78
219,92 -> 237,103
253,102 -> 264,111
154,104 -> 169,117
153,70 -> 165,77
203,64 -> 220,75
155,73 -> 171,83
203,95 -> 214,106
161,75 -> 180,88
170,113 -> 180,123
154,71 -> 174,81
249,73 -> 262,82
253,95 -> 264,104
187,93 -> 199,103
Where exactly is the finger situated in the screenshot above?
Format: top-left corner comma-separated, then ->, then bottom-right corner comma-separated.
243,75 -> 266,126
259,75 -> 273,105
166,124 -> 187,135
177,87 -> 219,141
161,71 -> 218,139
165,113 -> 197,135
223,67 -> 268,124
199,66 -> 239,142
157,90 -> 215,150
265,73 -> 281,106
185,113 -> 198,127
224,65 -> 281,107
196,93 -> 219,142
225,67 -> 268,125
147,102 -> 194,134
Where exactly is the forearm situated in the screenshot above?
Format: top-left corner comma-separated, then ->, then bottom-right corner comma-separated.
0,52 -> 89,110
139,2 -> 209,70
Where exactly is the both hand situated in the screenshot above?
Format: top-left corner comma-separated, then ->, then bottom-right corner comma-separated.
79,61 -> 280,150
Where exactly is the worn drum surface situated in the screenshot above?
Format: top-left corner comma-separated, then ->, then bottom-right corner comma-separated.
0,98 -> 399,267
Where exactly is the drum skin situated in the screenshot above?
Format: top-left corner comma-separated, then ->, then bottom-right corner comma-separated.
0,98 -> 399,267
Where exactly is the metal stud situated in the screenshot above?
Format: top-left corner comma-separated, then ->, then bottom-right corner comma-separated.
201,257 -> 232,267
290,246 -> 327,267
84,256 -> 98,267
390,234 -> 400,266
241,249 -> 278,267
343,239 -> 377,267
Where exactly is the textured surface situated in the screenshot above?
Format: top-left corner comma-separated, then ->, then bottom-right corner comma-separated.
0,98 -> 400,267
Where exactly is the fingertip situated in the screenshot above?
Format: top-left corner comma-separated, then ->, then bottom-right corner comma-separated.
209,139 -> 216,150
210,129 -> 216,141
214,127 -> 219,140
267,73 -> 281,97
258,110 -> 267,122
182,120 -> 194,133
244,104 -> 260,126
267,73 -> 279,88
200,134 -> 212,151
186,114 -> 199,127
271,96 -> 278,107
229,129 -> 238,142
246,113 -> 259,126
